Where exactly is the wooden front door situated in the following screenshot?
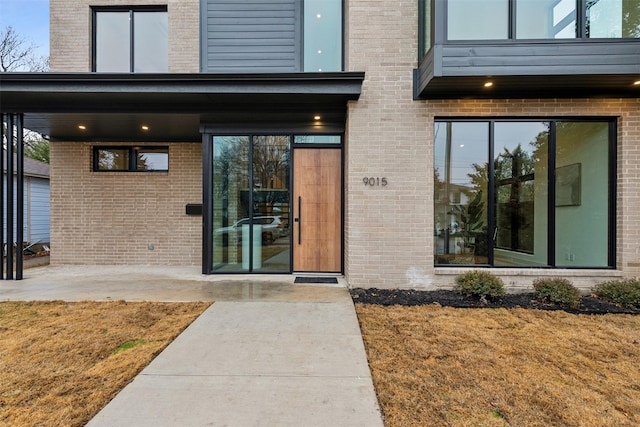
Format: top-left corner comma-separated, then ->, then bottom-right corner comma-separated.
293,148 -> 341,272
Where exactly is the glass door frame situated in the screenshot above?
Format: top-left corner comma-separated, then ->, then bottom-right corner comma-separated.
202,132 -> 344,274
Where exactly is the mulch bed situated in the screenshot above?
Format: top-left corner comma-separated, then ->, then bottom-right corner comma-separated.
350,288 -> 640,315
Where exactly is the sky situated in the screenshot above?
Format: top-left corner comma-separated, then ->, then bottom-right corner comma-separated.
0,0 -> 49,58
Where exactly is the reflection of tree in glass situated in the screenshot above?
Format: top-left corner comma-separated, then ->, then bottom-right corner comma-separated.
213,136 -> 250,200
495,144 -> 535,203
253,136 -> 289,190
586,0 -> 640,38
136,154 -> 149,171
98,149 -> 128,170
252,136 -> 290,216
449,192 -> 484,242
623,1 -> 640,37
494,144 -> 536,252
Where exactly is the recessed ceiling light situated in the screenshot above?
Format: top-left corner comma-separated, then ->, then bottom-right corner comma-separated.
141,125 -> 150,131
484,82 -> 494,88
317,50 -> 322,54
78,125 -> 86,130
316,13 -> 322,18
314,115 -> 321,121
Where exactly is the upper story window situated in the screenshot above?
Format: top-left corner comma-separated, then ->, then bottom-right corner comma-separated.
447,0 -> 509,40
303,0 -> 342,72
93,6 -> 168,72
444,0 -> 639,41
201,0 -> 343,73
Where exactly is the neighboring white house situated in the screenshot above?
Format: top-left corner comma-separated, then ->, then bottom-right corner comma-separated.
2,155 -> 50,245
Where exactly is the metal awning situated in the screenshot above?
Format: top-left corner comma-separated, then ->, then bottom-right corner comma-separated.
0,72 -> 365,141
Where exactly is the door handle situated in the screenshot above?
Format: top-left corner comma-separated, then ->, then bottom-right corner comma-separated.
296,196 -> 302,245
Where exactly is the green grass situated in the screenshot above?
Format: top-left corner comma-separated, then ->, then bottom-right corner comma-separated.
112,339 -> 146,355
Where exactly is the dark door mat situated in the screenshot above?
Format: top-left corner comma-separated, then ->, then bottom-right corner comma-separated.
294,277 -> 339,284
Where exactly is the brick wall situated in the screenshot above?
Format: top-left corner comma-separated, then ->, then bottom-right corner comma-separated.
50,0 -> 199,72
344,0 -> 640,289
49,142 -> 202,265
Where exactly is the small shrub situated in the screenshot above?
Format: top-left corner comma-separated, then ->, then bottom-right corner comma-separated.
533,278 -> 581,309
454,271 -> 505,299
593,279 -> 640,308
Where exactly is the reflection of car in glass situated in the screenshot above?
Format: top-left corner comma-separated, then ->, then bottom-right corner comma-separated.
215,216 -> 284,245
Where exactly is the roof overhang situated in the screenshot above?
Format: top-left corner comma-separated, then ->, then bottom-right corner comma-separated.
414,40 -> 640,99
0,72 -> 365,141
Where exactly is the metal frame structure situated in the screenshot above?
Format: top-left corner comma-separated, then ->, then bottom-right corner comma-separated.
1,113 -> 25,280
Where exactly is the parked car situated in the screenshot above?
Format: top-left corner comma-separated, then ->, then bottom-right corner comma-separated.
215,216 -> 284,245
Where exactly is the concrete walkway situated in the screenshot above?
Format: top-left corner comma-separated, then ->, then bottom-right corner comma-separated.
1,265 -> 384,427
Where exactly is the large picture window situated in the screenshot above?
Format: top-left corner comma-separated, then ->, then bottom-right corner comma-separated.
446,0 -> 639,40
434,119 -> 614,268
93,6 -> 168,72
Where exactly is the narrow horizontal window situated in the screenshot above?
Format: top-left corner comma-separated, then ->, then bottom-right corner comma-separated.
94,146 -> 168,172
293,135 -> 342,144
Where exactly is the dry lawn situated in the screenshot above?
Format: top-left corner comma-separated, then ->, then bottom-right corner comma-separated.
0,300 -> 210,427
356,304 -> 640,427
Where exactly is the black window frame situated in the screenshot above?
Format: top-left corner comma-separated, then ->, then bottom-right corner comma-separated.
91,5 -> 168,73
434,117 -> 617,269
93,146 -> 169,172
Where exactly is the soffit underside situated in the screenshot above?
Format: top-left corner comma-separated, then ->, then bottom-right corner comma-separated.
0,72 -> 364,142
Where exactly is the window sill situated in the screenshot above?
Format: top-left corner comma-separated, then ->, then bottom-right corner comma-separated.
435,267 -> 623,278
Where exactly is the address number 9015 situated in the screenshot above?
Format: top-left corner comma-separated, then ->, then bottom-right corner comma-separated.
363,177 -> 388,186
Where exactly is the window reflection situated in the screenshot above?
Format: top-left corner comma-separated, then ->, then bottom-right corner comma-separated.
516,0 -> 576,39
213,136 -> 250,271
294,135 -> 341,144
555,122 -> 609,266
587,0 -> 640,38
134,12 -> 168,72
94,8 -> 168,72
97,148 -> 129,170
435,120 -> 612,268
447,0 -> 509,40
494,122 -> 548,266
95,12 -> 130,72
420,0 -> 432,56
434,122 -> 489,264
212,136 -> 291,272
137,148 -> 168,171
304,0 -> 342,71
443,0 -> 639,40
252,136 -> 291,272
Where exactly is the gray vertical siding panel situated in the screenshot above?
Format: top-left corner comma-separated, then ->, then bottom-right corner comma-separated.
203,0 -> 300,72
27,177 -> 50,243
2,175 -> 50,244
